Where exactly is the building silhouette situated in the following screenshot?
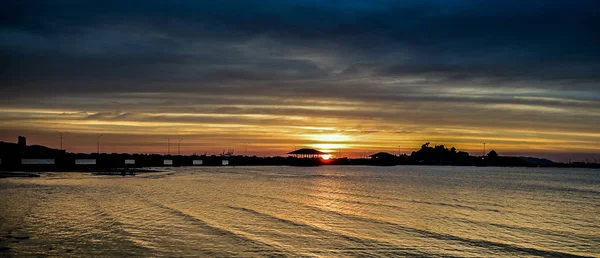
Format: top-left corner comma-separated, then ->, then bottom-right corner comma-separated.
287,148 -> 326,158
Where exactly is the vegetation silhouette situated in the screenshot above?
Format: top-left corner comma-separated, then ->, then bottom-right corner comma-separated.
410,142 -> 472,165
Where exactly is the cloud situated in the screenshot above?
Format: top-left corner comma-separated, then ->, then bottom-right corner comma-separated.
0,0 -> 599,157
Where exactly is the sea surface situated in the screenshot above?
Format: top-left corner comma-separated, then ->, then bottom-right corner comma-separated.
0,166 -> 598,257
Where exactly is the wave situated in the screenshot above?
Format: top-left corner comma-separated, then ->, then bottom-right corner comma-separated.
409,200 -> 501,213
297,193 -> 406,209
512,183 -> 600,195
148,202 -> 293,257
142,171 -> 177,179
288,186 -> 503,213
227,206 -> 443,258
242,193 -> 592,258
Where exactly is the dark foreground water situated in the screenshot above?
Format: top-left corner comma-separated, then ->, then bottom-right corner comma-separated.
0,166 -> 598,257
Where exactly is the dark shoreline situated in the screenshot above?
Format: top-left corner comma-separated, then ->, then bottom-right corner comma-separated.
1,163 -> 598,175
0,168 -> 163,178
3,141 -> 598,170
0,171 -> 41,178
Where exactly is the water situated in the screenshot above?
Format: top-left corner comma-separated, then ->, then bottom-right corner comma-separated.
0,166 -> 598,257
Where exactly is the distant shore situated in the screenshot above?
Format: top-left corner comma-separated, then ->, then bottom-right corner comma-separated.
0,171 -> 41,178
0,168 -> 163,178
3,141 -> 598,170
1,163 -> 598,178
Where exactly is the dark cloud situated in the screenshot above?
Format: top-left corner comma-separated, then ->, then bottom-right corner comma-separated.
2,0 -> 599,87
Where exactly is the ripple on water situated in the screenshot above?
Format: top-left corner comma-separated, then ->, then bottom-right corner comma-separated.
0,167 -> 597,257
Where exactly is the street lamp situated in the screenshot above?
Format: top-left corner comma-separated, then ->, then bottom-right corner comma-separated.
165,137 -> 170,155
56,131 -> 64,150
241,141 -> 248,156
483,142 -> 486,157
178,139 -> 183,155
97,134 -> 103,154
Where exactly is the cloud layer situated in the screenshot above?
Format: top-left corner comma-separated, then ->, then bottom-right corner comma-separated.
1,0 -> 599,161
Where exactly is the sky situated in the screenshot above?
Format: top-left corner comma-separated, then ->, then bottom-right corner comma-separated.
1,0 -> 599,161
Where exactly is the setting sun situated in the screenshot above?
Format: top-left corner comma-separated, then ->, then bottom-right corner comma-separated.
321,154 -> 331,160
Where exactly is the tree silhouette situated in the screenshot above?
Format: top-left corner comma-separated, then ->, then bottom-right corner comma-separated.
411,142 -> 472,163
487,150 -> 498,158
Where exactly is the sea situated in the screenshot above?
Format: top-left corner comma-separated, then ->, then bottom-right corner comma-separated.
0,166 -> 598,257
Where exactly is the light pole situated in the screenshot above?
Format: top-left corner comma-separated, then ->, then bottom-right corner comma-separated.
56,131 -> 64,150
178,139 -> 183,155
241,141 -> 248,156
483,142 -> 486,157
165,137 -> 170,155
97,134 -> 103,154
398,145 -> 401,157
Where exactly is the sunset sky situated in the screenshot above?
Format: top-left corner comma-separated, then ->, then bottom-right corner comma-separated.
1,1 -> 599,161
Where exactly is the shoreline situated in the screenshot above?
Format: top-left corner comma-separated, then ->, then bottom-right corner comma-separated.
0,168 -> 164,178
0,171 -> 41,178
1,164 -> 597,177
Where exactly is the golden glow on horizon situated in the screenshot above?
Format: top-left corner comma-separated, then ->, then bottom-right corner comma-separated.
321,154 -> 331,160
1,101 -> 599,160
312,144 -> 345,150
309,133 -> 351,142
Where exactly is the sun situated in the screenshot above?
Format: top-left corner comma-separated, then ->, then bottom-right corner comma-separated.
321,154 -> 331,160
